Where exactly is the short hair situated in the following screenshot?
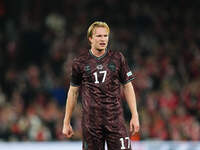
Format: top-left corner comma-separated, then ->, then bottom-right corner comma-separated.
87,21 -> 110,40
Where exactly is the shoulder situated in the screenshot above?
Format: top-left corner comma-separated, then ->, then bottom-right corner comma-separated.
73,49 -> 90,64
108,49 -> 125,59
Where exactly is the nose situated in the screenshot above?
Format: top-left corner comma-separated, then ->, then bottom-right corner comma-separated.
100,36 -> 106,41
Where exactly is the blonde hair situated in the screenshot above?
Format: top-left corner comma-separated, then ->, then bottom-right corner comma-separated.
87,21 -> 110,40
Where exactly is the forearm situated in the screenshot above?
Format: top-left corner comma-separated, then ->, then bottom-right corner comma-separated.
64,86 -> 79,124
123,82 -> 138,118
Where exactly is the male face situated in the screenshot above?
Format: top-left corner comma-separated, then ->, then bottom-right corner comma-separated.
89,27 -> 109,51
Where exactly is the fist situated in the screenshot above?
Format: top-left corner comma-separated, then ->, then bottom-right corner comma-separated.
62,124 -> 74,138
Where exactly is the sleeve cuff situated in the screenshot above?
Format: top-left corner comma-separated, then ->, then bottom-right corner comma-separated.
122,77 -> 135,85
70,82 -> 81,87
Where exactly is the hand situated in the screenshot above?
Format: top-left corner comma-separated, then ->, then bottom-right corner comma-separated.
62,123 -> 74,138
130,116 -> 140,136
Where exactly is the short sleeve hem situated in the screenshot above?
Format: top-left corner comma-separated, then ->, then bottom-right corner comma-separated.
122,77 -> 135,85
70,82 -> 81,87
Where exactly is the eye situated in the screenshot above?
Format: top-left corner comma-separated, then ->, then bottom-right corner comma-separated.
96,35 -> 101,37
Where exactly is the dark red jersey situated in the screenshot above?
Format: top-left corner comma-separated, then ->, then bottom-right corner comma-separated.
71,49 -> 134,150
71,49 -> 134,125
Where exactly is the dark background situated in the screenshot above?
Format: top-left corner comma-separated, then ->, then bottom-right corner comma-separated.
0,0 -> 200,141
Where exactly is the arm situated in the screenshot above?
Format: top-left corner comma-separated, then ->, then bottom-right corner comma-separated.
123,82 -> 140,135
62,85 -> 80,138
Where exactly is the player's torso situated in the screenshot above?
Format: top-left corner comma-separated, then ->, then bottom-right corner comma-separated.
78,49 -> 124,126
78,49 -> 122,99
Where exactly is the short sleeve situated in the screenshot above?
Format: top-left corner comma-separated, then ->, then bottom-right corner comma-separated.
119,52 -> 135,84
70,59 -> 82,86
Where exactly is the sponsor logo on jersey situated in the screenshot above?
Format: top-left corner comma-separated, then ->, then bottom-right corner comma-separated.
127,71 -> 132,77
96,64 -> 103,70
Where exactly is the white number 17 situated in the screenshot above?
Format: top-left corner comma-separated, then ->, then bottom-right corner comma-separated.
120,137 -> 131,149
93,71 -> 107,84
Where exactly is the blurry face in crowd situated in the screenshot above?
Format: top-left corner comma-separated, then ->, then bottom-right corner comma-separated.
89,27 -> 109,52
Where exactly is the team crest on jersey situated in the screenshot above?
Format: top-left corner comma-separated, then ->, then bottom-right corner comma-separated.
84,65 -> 91,73
108,62 -> 116,71
96,64 -> 103,70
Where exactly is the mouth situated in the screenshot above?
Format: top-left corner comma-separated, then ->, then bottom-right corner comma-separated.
99,43 -> 106,46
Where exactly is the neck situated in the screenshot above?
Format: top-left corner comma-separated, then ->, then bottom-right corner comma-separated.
91,48 -> 106,57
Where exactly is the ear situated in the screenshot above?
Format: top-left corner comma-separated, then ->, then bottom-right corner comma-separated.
89,37 -> 92,43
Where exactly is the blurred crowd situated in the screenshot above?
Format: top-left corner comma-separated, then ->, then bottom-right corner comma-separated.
0,0 -> 200,141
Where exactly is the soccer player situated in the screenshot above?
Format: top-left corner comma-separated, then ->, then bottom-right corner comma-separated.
62,21 -> 139,150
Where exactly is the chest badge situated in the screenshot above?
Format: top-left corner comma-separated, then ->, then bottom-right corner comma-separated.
108,62 -> 116,71
96,64 -> 103,70
84,65 -> 91,73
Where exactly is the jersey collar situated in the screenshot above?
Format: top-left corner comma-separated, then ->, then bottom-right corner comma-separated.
89,49 -> 108,60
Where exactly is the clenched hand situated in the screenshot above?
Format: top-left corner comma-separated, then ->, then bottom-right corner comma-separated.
62,123 -> 74,138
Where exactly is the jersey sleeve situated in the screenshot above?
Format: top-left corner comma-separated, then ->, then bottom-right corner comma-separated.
70,59 -> 82,86
119,52 -> 135,84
